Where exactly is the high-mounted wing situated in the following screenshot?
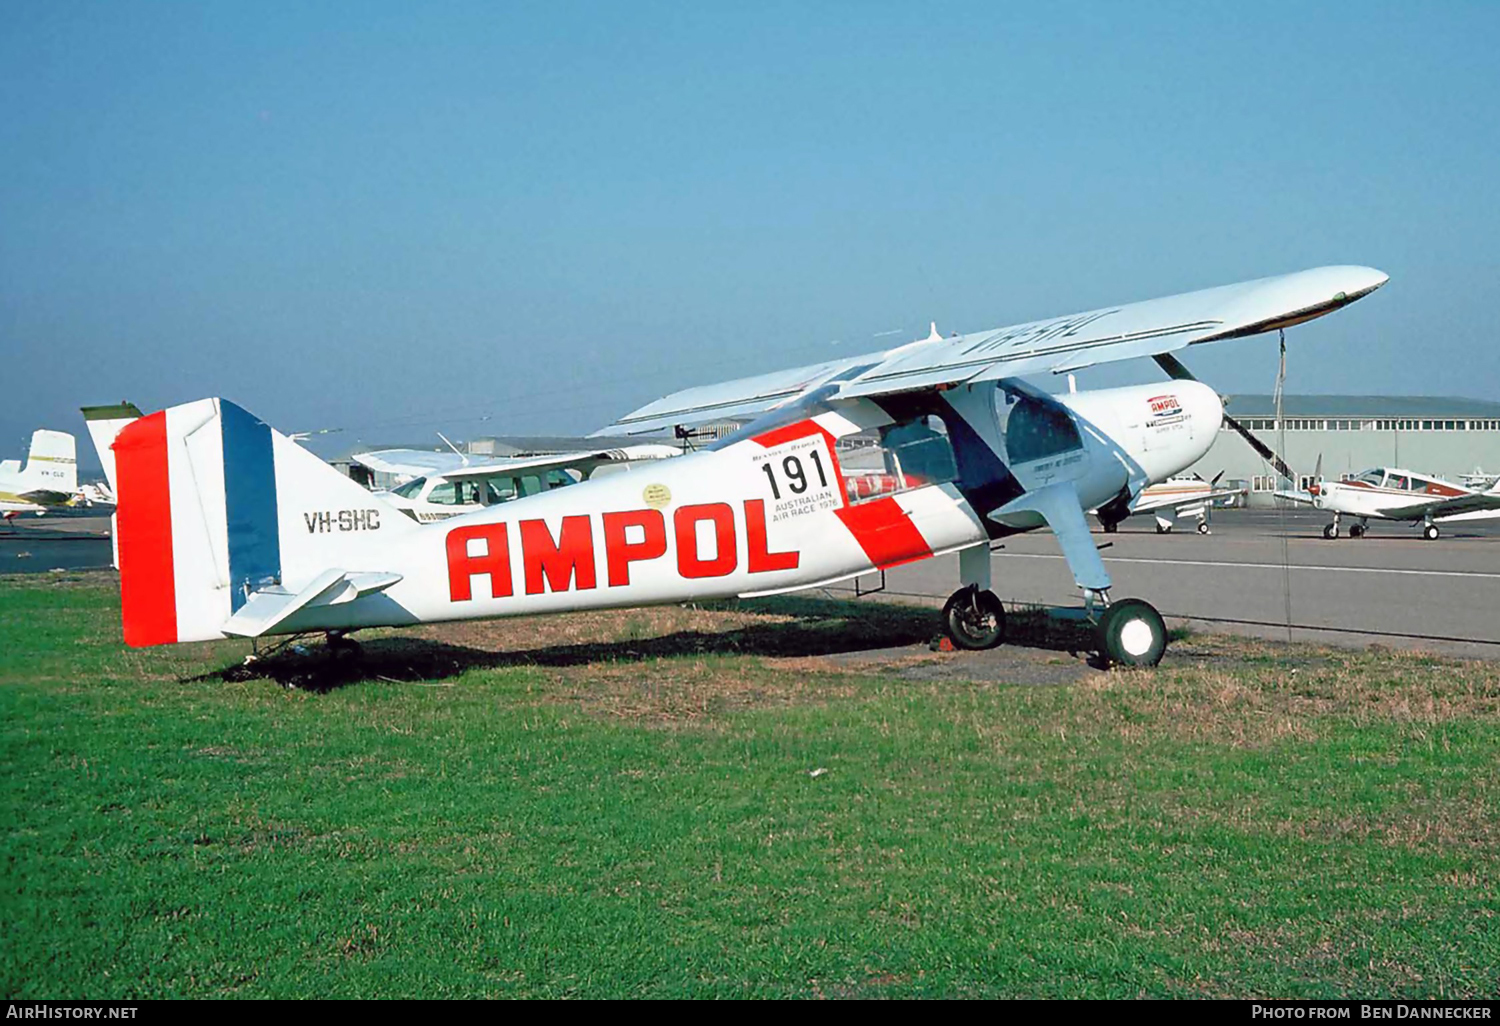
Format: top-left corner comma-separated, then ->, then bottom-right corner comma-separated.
594,265 -> 1388,436
436,444 -> 679,481
352,449 -> 469,479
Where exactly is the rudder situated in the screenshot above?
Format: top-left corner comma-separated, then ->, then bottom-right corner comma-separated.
113,399 -> 411,646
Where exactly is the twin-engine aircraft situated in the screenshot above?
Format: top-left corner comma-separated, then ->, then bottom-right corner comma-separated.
0,429 -> 78,522
1280,464 -> 1500,539
90,265 -> 1386,666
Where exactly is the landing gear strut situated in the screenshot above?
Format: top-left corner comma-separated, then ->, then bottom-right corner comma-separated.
1322,512 -> 1341,540
942,586 -> 1006,650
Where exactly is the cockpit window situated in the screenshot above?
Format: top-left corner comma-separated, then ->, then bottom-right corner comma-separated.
995,390 -> 1083,464
392,476 -> 426,498
1386,473 -> 1410,491
1354,469 -> 1385,486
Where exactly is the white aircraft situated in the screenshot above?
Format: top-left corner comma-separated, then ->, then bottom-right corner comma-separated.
88,265 -> 1385,666
1095,472 -> 1243,535
1280,463 -> 1500,539
354,444 -> 680,523
0,429 -> 78,521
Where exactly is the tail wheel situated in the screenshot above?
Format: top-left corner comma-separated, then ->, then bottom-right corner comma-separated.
1423,523 -> 1440,540
942,588 -> 1006,650
1097,599 -> 1168,667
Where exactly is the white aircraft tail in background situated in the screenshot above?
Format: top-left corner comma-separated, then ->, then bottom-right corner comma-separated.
81,403 -> 144,494
0,429 -> 78,519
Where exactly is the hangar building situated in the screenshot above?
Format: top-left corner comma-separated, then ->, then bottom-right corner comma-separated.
1192,394 -> 1500,506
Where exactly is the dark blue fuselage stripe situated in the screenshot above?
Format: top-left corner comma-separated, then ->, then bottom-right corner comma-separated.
221,401 -> 281,611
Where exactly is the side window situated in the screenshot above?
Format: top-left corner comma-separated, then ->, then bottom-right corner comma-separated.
839,416 -> 958,504
518,474 -> 544,498
392,476 -> 426,498
544,469 -> 577,489
1386,474 -> 1409,491
426,481 -> 462,505
995,391 -> 1083,464
880,416 -> 957,489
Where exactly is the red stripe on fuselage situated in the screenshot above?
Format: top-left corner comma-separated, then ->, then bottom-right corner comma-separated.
114,412 -> 177,647
834,496 -> 932,569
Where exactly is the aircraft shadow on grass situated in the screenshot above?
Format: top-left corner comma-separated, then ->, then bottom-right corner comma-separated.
190,595 -> 1099,691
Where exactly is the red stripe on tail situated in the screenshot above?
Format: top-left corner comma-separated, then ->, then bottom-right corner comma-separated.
115,412 -> 177,647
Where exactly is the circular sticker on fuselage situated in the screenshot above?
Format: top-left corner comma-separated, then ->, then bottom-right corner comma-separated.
642,483 -> 672,509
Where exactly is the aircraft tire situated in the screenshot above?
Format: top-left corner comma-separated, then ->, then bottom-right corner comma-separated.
1322,523 -> 1338,540
942,589 -> 1006,651
1196,521 -> 1210,535
1349,524 -> 1365,538
1097,599 -> 1168,668
1424,523 -> 1440,541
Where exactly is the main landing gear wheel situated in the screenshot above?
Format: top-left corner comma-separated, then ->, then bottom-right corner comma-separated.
1096,599 -> 1168,668
1322,523 -> 1339,540
942,588 -> 1006,650
1349,524 -> 1365,539
1423,523 -> 1440,541
1196,521 -> 1210,535
1156,524 -> 1172,534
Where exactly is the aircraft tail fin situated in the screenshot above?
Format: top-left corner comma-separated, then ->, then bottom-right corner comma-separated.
112,399 -> 413,646
80,403 -> 144,494
18,429 -> 77,495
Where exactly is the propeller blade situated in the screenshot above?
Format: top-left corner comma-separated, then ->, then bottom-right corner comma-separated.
1211,470 -> 1225,486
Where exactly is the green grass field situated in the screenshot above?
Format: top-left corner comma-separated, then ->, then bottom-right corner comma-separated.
2,572 -> 1497,998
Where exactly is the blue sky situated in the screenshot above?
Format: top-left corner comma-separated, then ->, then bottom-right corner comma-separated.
3,1 -> 1497,467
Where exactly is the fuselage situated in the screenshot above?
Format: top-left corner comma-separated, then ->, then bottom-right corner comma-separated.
260,379 -> 1224,639
1314,467 -> 1500,524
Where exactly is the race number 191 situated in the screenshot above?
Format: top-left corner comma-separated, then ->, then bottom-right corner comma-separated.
760,450 -> 828,501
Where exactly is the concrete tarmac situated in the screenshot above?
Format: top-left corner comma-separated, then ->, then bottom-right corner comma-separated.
0,515 -> 113,575
822,508 -> 1500,658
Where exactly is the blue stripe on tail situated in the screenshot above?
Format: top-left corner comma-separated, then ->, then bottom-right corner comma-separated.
221,401 -> 281,611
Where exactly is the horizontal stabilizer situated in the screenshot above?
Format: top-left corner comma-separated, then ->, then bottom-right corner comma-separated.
221,569 -> 403,638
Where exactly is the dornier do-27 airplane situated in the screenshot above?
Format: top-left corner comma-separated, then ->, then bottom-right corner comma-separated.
93,265 -> 1386,666
1278,461 -> 1500,539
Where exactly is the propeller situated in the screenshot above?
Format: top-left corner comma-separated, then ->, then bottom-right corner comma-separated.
1153,353 -> 1298,483
1308,454 -> 1324,496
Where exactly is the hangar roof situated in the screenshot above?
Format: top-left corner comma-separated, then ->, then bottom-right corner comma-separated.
1221,394 -> 1500,418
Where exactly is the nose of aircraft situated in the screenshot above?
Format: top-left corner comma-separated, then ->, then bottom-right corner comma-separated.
1182,380 -> 1224,437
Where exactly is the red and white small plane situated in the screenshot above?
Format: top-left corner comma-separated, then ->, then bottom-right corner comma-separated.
86,265 -> 1386,666
1280,465 -> 1500,539
1096,473 -> 1242,535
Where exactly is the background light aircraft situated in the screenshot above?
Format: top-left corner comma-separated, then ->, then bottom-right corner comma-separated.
0,429 -> 77,522
1097,473 -> 1243,535
1279,462 -> 1500,539
88,265 -> 1385,667
354,444 -> 680,523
